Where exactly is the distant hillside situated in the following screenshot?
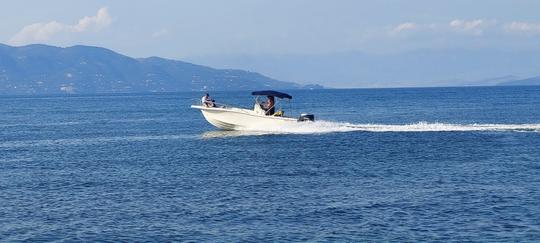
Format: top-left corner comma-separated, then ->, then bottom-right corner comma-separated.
459,75 -> 520,87
497,76 -> 540,86
188,49 -> 540,88
0,44 -> 317,95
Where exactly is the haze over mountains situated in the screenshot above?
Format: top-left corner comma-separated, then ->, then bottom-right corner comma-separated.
188,49 -> 540,88
0,43 -> 539,96
0,44 -> 319,95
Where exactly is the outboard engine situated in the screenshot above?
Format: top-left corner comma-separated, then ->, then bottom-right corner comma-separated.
298,113 -> 315,122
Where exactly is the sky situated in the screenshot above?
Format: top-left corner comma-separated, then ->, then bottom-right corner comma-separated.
2,1 -> 540,86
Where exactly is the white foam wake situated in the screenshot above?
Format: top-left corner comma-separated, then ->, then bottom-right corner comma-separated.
238,121 -> 540,134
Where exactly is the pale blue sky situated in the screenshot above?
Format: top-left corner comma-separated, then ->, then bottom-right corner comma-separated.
2,0 -> 540,60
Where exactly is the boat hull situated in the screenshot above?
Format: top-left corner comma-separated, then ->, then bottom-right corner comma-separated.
191,105 -> 298,130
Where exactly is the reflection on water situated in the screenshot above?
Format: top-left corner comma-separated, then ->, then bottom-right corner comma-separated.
201,130 -> 275,138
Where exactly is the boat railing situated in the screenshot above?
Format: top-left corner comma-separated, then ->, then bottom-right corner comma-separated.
192,99 -> 293,118
192,99 -> 249,110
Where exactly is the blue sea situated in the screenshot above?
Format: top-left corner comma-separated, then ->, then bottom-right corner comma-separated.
1,86 -> 540,241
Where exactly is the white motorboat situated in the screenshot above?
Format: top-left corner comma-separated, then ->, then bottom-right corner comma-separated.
191,90 -> 315,130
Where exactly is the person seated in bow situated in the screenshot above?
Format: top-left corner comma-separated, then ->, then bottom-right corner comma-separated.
201,93 -> 215,107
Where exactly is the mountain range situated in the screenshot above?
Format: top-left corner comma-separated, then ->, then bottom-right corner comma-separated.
187,49 -> 540,88
497,76 -> 540,86
0,44 -> 320,95
1,43 -> 538,96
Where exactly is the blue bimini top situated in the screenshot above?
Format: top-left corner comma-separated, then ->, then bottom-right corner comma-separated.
251,90 -> 292,99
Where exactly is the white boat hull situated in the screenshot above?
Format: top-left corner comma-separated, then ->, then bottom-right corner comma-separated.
191,105 -> 299,130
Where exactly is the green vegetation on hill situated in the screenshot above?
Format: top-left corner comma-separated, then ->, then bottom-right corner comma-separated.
0,44 -> 316,95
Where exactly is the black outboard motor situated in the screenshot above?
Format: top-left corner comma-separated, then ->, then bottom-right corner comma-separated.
298,113 -> 315,122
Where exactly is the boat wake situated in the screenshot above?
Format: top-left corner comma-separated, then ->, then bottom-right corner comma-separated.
202,121 -> 540,138
0,134 -> 194,148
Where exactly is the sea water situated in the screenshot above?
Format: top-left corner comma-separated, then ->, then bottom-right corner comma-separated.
1,86 -> 539,241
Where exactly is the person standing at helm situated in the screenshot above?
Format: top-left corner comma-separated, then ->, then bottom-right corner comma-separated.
263,96 -> 275,115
